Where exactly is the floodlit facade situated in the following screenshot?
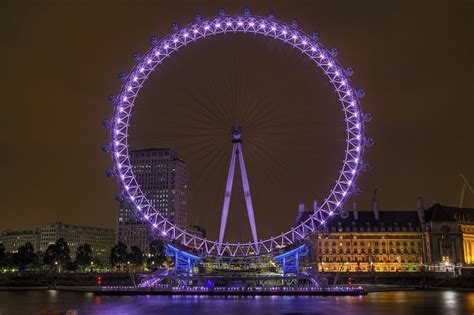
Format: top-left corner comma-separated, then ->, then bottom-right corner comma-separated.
298,202 -> 474,272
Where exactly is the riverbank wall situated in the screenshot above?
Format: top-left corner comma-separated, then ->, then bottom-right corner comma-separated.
1,271 -> 474,289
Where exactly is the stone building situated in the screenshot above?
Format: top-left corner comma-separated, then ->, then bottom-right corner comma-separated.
423,203 -> 474,268
297,200 -> 474,272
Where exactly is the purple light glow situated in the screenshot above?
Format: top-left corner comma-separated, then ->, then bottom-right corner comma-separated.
109,14 -> 367,258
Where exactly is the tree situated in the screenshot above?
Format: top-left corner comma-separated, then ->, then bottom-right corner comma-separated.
0,243 -> 5,267
128,246 -> 144,266
43,238 -> 71,271
110,242 -> 128,267
15,242 -> 37,270
75,243 -> 93,271
147,239 -> 166,268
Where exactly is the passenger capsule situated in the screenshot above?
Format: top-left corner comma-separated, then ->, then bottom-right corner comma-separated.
102,119 -> 112,129
356,89 -> 365,98
107,95 -> 116,105
101,143 -> 111,153
291,19 -> 298,30
150,35 -> 159,46
345,67 -> 354,77
133,52 -> 141,63
363,112 -> 372,123
118,72 -> 127,82
171,22 -> 179,32
115,192 -> 124,202
340,210 -> 349,219
365,138 -> 374,147
105,169 -> 115,177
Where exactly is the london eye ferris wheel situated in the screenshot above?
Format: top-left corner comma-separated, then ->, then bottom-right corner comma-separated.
102,8 -> 373,258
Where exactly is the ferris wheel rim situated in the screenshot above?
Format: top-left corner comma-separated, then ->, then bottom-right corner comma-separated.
108,13 -> 368,257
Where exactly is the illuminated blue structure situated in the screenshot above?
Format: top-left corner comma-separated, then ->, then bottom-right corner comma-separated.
273,244 -> 308,275
166,244 -> 202,275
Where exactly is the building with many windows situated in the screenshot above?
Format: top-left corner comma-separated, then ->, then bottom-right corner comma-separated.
117,148 -> 187,252
40,222 -> 115,263
1,223 -> 115,264
0,229 -> 41,253
297,200 -> 474,272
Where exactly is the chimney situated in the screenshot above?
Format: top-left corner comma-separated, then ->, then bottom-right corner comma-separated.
352,201 -> 358,220
417,197 -> 425,225
296,203 -> 305,223
372,199 -> 379,220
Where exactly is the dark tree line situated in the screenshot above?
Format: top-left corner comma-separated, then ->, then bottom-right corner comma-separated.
110,240 -> 167,269
0,238 -> 168,272
0,238 -> 94,272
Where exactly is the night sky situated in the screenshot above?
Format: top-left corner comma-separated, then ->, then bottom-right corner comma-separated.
1,1 -> 473,242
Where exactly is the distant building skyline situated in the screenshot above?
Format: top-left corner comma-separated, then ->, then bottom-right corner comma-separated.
0,222 -> 115,263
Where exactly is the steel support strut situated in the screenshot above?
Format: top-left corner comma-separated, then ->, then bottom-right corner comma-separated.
218,126 -> 259,247
218,144 -> 238,244
237,143 -> 259,245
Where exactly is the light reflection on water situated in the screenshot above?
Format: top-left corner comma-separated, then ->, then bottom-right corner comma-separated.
1,290 -> 474,315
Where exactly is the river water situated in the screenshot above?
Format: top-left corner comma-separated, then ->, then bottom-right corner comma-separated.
0,290 -> 474,314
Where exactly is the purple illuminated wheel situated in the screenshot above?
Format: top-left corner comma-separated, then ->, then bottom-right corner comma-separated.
104,10 -> 371,257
